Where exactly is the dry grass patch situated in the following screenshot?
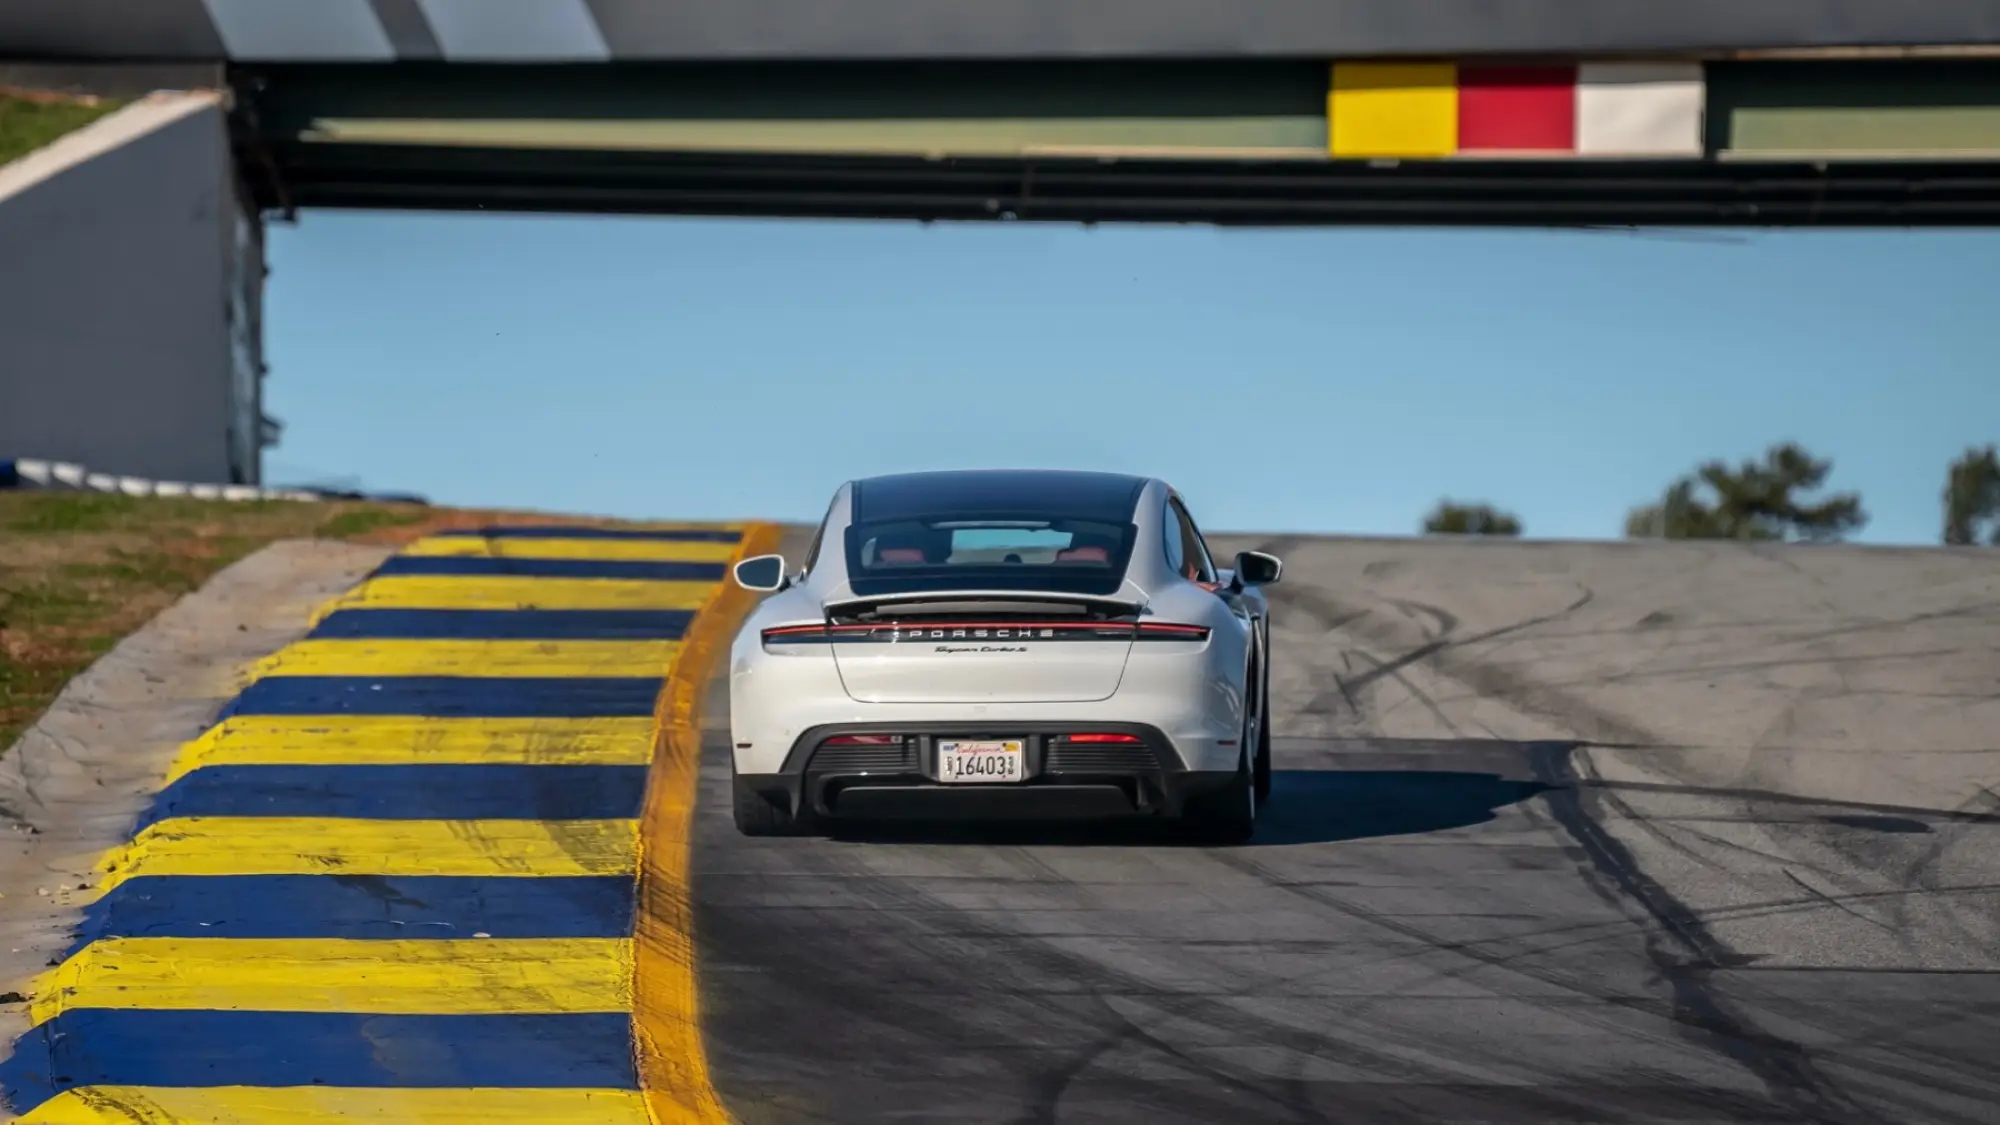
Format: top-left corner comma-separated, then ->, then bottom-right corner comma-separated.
0,493 -> 431,747
1,491 -> 717,751
0,86 -> 126,166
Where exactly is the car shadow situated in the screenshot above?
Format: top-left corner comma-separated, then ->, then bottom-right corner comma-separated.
823,768 -> 1554,848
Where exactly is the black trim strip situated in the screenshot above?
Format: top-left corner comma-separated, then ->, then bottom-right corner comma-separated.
781,719 -> 1184,775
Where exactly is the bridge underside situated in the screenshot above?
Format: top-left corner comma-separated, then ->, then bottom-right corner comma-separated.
262,144 -> 2000,228
233,61 -> 2000,227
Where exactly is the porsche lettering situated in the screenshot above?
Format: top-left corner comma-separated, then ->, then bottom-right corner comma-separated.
893,627 -> 1055,641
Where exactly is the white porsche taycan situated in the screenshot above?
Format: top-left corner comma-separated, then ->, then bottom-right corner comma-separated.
726,469 -> 1281,843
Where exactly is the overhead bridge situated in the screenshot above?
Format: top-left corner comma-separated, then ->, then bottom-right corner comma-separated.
12,0 -> 2000,226
229,57 -> 2000,227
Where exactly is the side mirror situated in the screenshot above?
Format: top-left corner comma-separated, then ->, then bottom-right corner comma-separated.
732,554 -> 789,592
1232,550 -> 1282,588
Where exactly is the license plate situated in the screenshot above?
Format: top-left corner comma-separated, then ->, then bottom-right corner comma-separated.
936,739 -> 1025,784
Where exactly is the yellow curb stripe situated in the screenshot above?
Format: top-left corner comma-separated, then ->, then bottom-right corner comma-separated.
161,716 -> 656,785
29,938 -> 632,1024
402,537 -> 744,562
94,816 -> 639,894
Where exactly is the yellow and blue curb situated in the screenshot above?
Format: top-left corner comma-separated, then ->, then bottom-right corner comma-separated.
0,522 -> 772,1124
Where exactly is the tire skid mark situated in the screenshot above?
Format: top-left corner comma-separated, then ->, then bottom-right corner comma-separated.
1243,540 -> 1881,1121
1527,747 -> 1876,1125
701,827 -> 1468,1122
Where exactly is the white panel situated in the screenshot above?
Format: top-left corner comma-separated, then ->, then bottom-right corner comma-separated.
416,0 -> 611,61
200,0 -> 395,61
1576,62 -> 1706,157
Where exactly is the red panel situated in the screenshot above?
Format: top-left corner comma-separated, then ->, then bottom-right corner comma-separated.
1458,65 -> 1576,152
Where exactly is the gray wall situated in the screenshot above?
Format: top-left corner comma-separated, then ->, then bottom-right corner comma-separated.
0,98 -> 266,485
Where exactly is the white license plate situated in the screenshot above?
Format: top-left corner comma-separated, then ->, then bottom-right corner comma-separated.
936,739 -> 1025,784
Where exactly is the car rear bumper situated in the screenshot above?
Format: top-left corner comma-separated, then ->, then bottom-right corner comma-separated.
737,720 -> 1239,822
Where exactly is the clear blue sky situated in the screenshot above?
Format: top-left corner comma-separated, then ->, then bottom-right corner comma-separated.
262,212 -> 1999,545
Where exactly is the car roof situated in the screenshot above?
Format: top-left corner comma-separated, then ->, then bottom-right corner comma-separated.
849,469 -> 1153,526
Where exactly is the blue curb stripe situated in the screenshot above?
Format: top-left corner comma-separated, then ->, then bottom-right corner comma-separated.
372,556 -> 727,581
307,608 -> 696,640
0,1011 -> 639,1113
71,875 -> 636,949
221,676 -> 665,718
134,764 -> 650,830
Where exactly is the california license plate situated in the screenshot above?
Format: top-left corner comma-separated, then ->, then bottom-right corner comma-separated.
936,739 -> 1025,784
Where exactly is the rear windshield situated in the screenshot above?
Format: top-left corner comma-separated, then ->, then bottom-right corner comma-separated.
843,516 -> 1136,596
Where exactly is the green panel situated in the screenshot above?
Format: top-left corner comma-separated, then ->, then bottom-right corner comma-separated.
1709,60 -> 2000,156
247,61 -> 1331,157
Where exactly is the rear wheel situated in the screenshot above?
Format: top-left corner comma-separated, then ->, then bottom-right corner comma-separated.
1181,683 -> 1260,846
1181,747 -> 1256,846
731,757 -> 815,837
1253,649 -> 1273,805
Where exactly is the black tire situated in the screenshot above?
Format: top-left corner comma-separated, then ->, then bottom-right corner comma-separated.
1253,649 -> 1273,805
731,760 -> 815,837
1181,745 -> 1257,846
1181,677 -> 1260,845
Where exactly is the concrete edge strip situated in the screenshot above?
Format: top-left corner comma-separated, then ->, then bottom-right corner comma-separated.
632,521 -> 781,1125
0,91 -> 221,206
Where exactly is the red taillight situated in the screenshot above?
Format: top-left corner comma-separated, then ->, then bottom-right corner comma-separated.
1065,733 -> 1141,744
822,734 -> 901,746
762,624 -> 827,641
1135,622 -> 1209,640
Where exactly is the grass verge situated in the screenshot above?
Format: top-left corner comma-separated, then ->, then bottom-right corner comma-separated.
1,491 -> 714,751
1,490 -> 716,750
0,88 -> 127,167
0,493 -> 436,749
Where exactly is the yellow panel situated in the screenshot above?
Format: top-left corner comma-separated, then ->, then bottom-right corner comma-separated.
21,1087 -> 651,1125
30,938 -> 632,1023
402,536 -> 742,562
96,817 -> 639,893
1329,62 -> 1459,157
246,638 -> 681,681
317,576 -> 717,616
164,716 -> 655,784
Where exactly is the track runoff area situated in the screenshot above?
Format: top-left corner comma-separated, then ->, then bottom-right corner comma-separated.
0,522 -> 780,1124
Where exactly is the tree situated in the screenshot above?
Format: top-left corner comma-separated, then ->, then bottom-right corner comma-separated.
1942,445 -> 2000,546
1624,442 -> 1866,542
1422,500 -> 1522,537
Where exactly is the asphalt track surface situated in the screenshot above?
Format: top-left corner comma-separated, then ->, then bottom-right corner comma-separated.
693,532 -> 2000,1125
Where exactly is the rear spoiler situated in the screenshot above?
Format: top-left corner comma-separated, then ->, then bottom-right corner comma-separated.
821,589 -> 1147,622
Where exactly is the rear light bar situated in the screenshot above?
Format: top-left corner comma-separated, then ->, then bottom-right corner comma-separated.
763,621 -> 1209,643
822,734 -> 903,746
1062,732 -> 1142,744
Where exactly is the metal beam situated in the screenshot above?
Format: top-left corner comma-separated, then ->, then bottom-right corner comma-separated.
261,143 -> 2000,227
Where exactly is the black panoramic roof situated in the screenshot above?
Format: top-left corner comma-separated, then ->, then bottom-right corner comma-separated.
851,469 -> 1150,526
